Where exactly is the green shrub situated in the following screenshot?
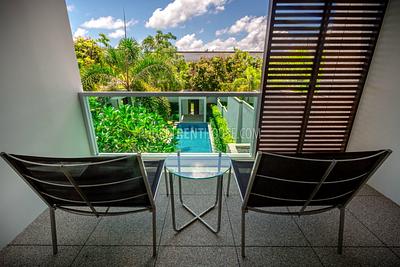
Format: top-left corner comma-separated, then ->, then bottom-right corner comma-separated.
210,105 -> 234,152
133,96 -> 171,119
170,113 -> 180,121
89,97 -> 177,153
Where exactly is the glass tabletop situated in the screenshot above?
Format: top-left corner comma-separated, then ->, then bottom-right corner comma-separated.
165,153 -> 231,179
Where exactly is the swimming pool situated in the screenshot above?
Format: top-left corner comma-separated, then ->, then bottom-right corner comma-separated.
176,123 -> 212,152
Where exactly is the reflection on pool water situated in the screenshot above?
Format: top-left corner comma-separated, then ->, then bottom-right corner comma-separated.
176,123 -> 212,152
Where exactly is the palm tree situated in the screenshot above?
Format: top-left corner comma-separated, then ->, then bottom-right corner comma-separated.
81,37 -> 180,91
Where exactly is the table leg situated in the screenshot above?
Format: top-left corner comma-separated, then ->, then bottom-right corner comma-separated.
169,172 -> 178,232
168,166 -> 226,233
171,174 -> 224,233
213,175 -> 220,206
216,175 -> 223,232
164,165 -> 169,197
178,176 -> 183,204
170,172 -> 210,232
226,166 -> 232,197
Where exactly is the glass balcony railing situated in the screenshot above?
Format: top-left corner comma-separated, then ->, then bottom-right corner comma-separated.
79,91 -> 260,158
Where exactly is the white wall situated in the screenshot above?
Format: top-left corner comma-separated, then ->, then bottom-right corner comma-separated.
0,0 -> 90,248
347,0 -> 400,205
220,97 -> 256,143
226,97 -> 242,141
241,101 -> 256,144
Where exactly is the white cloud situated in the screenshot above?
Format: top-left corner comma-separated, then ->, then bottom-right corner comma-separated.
215,28 -> 227,36
109,29 -> 125,39
236,29 -> 265,50
176,34 -> 238,51
217,16 -> 267,36
234,16 -> 267,50
205,37 -> 237,50
146,0 -> 226,29
81,16 -> 137,30
176,15 -> 267,51
228,16 -> 252,34
73,27 -> 88,39
67,4 -> 75,12
175,34 -> 204,51
216,5 -> 225,12
212,16 -> 267,50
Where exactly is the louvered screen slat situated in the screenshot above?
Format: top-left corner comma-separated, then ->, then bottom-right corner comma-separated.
257,0 -> 387,153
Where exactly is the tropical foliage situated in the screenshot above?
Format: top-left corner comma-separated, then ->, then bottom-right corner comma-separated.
89,97 -> 177,153
74,33 -> 262,92
80,38 -> 180,91
210,105 -> 235,152
74,37 -> 104,69
184,50 -> 262,91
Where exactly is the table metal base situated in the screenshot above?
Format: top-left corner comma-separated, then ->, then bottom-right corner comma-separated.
168,172 -> 224,233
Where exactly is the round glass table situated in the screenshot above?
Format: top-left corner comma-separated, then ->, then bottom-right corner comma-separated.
164,153 -> 231,233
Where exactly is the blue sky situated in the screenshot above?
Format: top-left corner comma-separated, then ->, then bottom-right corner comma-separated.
66,0 -> 269,51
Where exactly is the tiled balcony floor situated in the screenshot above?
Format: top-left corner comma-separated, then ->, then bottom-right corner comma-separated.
1,174 -> 400,266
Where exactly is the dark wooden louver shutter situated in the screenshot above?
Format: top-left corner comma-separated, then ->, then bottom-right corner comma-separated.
256,0 -> 388,153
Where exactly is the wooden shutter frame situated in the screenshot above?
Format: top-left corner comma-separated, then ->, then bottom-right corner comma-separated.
257,0 -> 388,153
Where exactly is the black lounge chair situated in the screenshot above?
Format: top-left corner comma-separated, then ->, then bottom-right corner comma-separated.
1,153 -> 164,257
226,150 -> 391,257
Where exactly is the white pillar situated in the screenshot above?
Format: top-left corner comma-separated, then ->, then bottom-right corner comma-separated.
0,0 -> 90,248
179,97 -> 182,122
203,97 -> 207,123
347,0 -> 400,205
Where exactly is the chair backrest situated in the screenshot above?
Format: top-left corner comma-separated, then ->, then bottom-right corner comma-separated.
243,150 -> 391,214
1,153 -> 154,215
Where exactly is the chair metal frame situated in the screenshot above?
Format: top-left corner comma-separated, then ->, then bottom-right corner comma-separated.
227,150 -> 392,257
1,153 -> 158,257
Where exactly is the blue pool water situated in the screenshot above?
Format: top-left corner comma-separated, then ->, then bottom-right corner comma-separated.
176,123 -> 212,152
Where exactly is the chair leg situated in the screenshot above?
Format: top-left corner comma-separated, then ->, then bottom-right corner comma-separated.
241,210 -> 246,257
337,207 -> 345,254
226,167 -> 232,197
152,209 -> 157,257
164,166 -> 169,197
49,208 -> 58,255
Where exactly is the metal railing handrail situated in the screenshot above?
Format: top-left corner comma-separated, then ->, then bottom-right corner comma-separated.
177,50 -> 264,54
78,91 -> 261,97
